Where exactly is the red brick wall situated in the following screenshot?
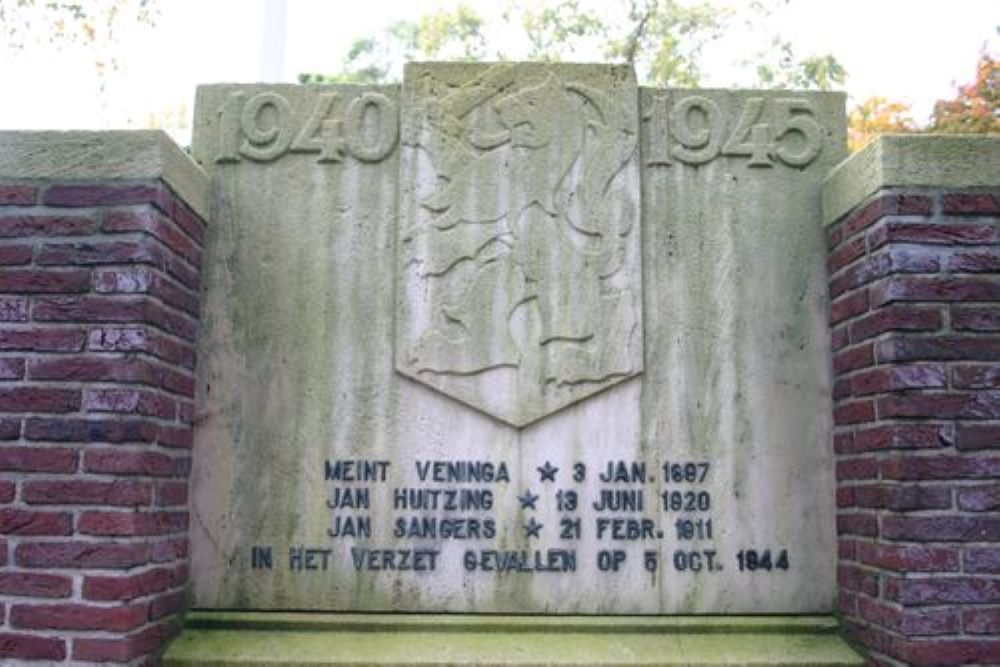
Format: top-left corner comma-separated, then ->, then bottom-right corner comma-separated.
828,189 -> 1000,666
0,181 -> 204,664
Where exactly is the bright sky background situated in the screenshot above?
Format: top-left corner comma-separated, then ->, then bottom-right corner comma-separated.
0,0 -> 996,145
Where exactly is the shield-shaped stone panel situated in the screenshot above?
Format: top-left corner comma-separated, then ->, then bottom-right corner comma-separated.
395,63 -> 643,427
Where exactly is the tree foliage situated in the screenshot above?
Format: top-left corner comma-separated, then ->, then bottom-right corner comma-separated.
601,0 -> 730,87
750,39 -> 846,92
300,3 -> 488,85
846,50 -> 998,152
1,0 -> 158,94
928,52 -> 999,134
300,0 -> 844,91
0,0 -> 157,59
847,96 -> 917,152
515,0 -> 605,62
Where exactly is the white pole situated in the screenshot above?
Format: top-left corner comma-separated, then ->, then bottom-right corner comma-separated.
258,0 -> 289,82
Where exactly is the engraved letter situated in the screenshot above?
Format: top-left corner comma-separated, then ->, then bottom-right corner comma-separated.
344,92 -> 399,163
291,92 -> 346,163
239,92 -> 293,162
721,97 -> 773,168
643,93 -> 672,166
214,91 -> 245,164
773,98 -> 823,167
669,95 -> 724,165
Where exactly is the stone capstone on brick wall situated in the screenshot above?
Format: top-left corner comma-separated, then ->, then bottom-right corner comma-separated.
824,136 -> 1000,667
0,131 -> 208,665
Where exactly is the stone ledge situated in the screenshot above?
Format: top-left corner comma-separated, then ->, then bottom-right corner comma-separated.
164,612 -> 864,665
0,130 -> 208,219
822,134 -> 1000,226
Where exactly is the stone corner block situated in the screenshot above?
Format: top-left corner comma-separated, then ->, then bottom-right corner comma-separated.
822,133 -> 1000,226
0,129 -> 209,219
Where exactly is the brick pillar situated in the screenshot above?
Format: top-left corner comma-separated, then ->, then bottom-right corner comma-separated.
0,132 -> 207,664
824,136 -> 999,666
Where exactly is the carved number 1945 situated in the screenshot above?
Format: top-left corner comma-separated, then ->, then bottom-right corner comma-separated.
645,95 -> 825,168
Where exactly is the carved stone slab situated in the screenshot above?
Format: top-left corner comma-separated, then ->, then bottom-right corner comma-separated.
396,64 -> 643,427
188,75 -> 846,615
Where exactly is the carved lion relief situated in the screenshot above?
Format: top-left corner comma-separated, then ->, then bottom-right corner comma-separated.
396,63 -> 643,426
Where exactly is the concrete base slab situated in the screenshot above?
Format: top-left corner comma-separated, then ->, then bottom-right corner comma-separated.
164,612 -> 864,666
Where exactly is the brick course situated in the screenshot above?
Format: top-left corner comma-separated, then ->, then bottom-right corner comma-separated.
828,189 -> 1000,666
0,180 -> 204,664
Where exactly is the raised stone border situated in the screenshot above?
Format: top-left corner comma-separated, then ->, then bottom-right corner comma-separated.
0,131 -> 207,663
164,612 -> 863,665
824,135 -> 1000,666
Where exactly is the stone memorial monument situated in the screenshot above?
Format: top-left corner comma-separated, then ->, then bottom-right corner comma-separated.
187,62 -> 844,616
0,62 -> 996,666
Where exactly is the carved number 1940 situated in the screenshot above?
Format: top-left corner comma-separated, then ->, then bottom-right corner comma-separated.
214,90 -> 399,164
645,95 -> 825,168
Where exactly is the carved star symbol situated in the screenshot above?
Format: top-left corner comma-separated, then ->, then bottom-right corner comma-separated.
518,489 -> 539,510
537,461 -> 558,482
523,517 -> 543,539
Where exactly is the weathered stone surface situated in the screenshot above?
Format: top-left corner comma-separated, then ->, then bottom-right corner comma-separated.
164,612 -> 864,666
822,134 -> 1000,225
396,63 -> 642,427
0,130 -> 209,219
189,69 -> 845,614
